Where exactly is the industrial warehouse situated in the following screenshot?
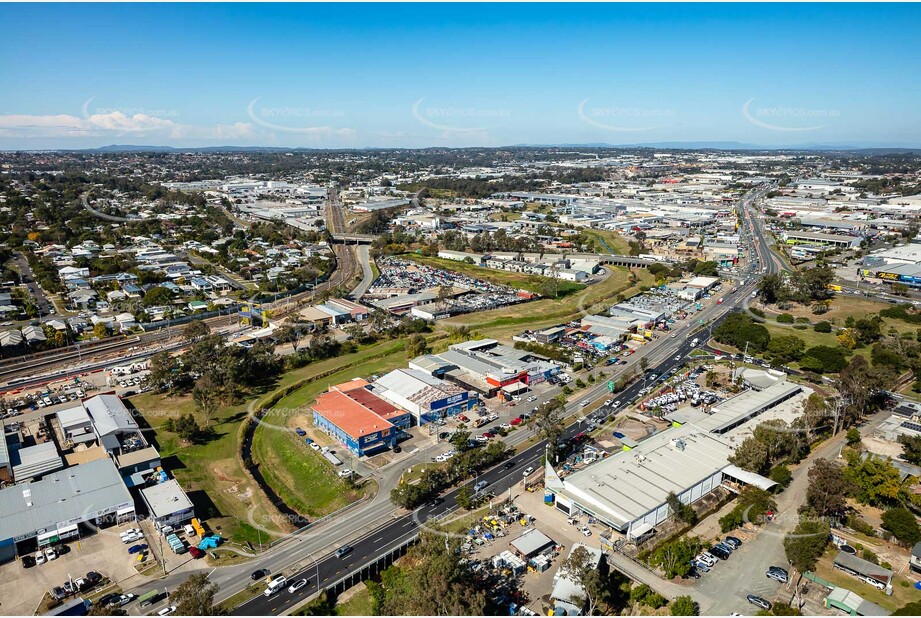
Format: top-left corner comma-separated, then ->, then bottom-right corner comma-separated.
311,379 -> 412,457
409,338 -> 562,397
0,458 -> 134,562
545,379 -> 802,539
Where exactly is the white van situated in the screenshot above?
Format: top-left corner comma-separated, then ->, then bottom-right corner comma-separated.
263,576 -> 287,597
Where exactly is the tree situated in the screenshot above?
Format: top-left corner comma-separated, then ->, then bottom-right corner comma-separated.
406,334 -> 429,358
729,436 -> 769,474
192,374 -> 220,426
456,485 -> 474,510
783,517 -> 830,573
274,323 -> 307,353
93,321 -> 109,339
898,434 -> 921,465
767,335 -> 805,364
846,428 -> 862,447
171,573 -> 221,616
666,492 -> 697,526
450,429 -> 471,451
629,584 -> 666,609
670,596 -> 700,616
534,399 -> 565,461
377,532 -> 487,615
806,459 -> 850,518
799,346 -> 847,373
561,545 -> 606,616
758,273 -> 787,305
844,451 -> 903,507
769,464 -> 793,491
183,320 -> 211,341
649,537 -> 702,579
881,507 -> 921,546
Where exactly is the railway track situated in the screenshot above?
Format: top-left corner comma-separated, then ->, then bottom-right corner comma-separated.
1,193 -> 361,387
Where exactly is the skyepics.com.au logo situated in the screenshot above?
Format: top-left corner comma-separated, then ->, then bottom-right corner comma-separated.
80,97 -> 180,120
578,98 -> 675,132
742,98 -> 841,132
411,97 -> 511,133
246,97 -> 353,136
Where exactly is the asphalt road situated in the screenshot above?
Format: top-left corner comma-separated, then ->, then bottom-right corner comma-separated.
232,295 -> 753,615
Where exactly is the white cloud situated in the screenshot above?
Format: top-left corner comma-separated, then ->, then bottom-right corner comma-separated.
0,111 -> 258,142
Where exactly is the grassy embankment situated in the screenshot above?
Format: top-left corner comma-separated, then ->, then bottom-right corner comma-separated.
404,254 -> 587,297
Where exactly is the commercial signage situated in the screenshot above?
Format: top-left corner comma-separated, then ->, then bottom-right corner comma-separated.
877,271 -> 900,281
430,391 -> 468,410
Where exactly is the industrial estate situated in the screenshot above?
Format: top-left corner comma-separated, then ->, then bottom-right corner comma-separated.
3,2 -> 921,617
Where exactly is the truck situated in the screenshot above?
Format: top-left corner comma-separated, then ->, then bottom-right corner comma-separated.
690,338 -> 700,347
191,518 -> 205,537
263,576 -> 287,597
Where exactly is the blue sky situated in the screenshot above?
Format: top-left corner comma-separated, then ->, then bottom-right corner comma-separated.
1,3 -> 919,149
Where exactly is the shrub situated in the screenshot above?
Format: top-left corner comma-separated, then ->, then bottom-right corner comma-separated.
861,548 -> 880,565
814,321 -> 833,333
750,307 -> 766,318
846,514 -> 876,537
777,313 -> 795,324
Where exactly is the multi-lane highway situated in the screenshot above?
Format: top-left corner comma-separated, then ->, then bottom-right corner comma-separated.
232,281 -> 758,615
137,186 -> 773,615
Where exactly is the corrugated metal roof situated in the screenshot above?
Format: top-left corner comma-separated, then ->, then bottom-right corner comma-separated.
557,424 -> 734,527
85,394 -> 138,437
0,458 -> 133,542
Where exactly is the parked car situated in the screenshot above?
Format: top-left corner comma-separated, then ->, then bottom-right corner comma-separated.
85,571 -> 102,585
44,547 -> 58,561
21,555 -> 36,568
709,546 -> 731,560
295,427 -> 306,436
579,526 -> 592,537
697,552 -> 718,567
692,560 -> 710,573
188,546 -> 204,559
338,468 -> 353,478
747,595 -> 771,611
766,567 -> 788,583
116,593 -> 136,606
50,587 -> 68,602
724,536 -> 742,549
128,544 -> 148,554
510,417 -> 523,426
157,606 -> 177,616
98,594 -> 121,607
862,576 -> 886,590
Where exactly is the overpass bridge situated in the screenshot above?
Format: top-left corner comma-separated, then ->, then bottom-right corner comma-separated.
330,233 -> 377,244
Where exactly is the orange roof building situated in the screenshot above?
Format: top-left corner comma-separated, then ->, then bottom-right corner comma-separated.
311,380 -> 411,456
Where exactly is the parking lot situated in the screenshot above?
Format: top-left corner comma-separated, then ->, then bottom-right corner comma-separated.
0,522 -> 155,616
370,258 -> 529,315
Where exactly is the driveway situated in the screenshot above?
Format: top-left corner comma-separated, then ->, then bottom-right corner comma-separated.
693,408 -> 892,614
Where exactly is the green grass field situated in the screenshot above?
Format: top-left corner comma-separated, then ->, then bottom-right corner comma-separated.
250,425 -> 370,518
404,254 -> 587,297
335,588 -> 374,616
128,391 -> 276,544
582,228 -> 632,255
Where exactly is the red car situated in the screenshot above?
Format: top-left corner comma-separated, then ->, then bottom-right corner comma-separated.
510,417 -> 523,426
188,547 -> 204,559
457,414 -> 469,423
482,432 -> 495,439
